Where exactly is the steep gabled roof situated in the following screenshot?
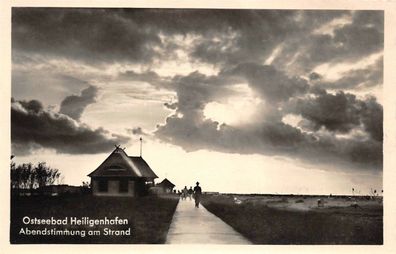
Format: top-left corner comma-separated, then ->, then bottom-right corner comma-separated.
129,156 -> 158,178
88,148 -> 158,178
157,178 -> 175,188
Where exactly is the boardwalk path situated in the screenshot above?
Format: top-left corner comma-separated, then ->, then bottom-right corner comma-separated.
165,199 -> 251,244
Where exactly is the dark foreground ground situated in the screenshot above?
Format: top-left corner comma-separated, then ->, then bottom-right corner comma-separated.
11,194 -> 179,244
201,194 -> 383,244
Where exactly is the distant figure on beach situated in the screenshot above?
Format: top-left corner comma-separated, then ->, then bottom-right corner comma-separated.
188,186 -> 193,200
182,186 -> 188,200
193,182 -> 202,208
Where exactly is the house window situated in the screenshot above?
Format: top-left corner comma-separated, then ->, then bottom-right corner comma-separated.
98,180 -> 108,192
119,180 -> 129,193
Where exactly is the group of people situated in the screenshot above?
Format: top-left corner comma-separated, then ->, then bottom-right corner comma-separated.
179,182 -> 202,208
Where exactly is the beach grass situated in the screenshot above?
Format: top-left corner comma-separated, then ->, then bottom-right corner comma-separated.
201,194 -> 383,244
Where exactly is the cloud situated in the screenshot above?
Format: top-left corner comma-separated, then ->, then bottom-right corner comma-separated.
267,11 -> 383,75
12,8 -> 162,64
286,91 -> 362,133
227,63 -> 309,103
12,9 -> 383,97
286,90 -> 383,141
165,71 -> 243,120
360,97 -> 383,142
126,127 -> 149,136
164,102 -> 178,110
155,112 -> 382,171
155,63 -> 382,171
12,8 -> 383,172
12,9 -> 353,70
59,85 -> 98,120
190,10 -> 350,69
117,69 -> 173,90
314,57 -> 383,90
309,72 -> 322,81
11,98 -> 130,155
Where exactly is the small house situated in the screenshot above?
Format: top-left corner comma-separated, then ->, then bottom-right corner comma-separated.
88,147 -> 158,197
156,178 -> 175,193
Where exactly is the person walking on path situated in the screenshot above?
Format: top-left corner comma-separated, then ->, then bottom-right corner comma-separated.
182,186 -> 188,200
193,182 -> 202,208
188,186 -> 193,200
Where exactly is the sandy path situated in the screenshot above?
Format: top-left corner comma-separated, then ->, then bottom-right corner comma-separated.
165,199 -> 251,244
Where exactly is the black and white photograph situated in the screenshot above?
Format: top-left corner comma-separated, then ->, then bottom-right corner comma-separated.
3,1 -> 394,250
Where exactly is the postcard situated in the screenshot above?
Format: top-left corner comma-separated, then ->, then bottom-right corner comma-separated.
1,0 -> 396,253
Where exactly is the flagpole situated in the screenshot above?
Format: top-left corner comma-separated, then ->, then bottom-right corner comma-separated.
140,137 -> 143,157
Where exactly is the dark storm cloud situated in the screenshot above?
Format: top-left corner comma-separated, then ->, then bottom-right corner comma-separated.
359,97 -> 383,142
189,10 -> 350,68
12,8 -> 383,83
12,8 -> 162,64
165,70 -> 247,122
171,72 -> 225,113
192,10 -> 382,75
59,85 -> 98,120
274,11 -> 383,73
183,10 -> 383,74
12,8 -> 353,69
286,90 -> 383,141
156,111 -> 382,171
155,63 -> 382,171
11,98 -> 130,155
286,91 -> 362,134
227,63 -> 309,103
337,11 -> 384,54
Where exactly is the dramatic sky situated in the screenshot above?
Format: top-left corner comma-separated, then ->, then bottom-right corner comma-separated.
11,8 -> 383,194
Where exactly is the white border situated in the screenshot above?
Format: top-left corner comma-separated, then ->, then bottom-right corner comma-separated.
1,1 -> 395,253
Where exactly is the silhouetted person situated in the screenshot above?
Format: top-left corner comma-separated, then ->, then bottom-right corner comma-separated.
193,182 -> 202,208
182,186 -> 188,200
188,186 -> 193,200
